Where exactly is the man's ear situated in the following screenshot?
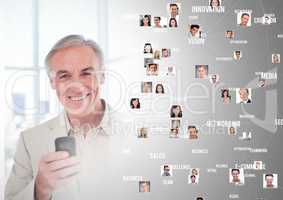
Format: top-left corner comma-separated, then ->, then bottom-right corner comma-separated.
50,78 -> 56,89
48,70 -> 56,89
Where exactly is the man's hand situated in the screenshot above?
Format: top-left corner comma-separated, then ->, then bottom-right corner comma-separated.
35,151 -> 80,200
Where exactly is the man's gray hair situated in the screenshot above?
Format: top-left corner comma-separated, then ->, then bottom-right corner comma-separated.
45,34 -> 104,75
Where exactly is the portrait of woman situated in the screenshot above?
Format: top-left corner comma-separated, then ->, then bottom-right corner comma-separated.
191,168 -> 199,176
210,0 -> 220,9
221,89 -> 231,104
144,43 -> 153,54
170,105 -> 182,118
130,98 -> 140,109
154,50 -> 161,59
155,83 -> 165,94
169,17 -> 178,27
140,15 -> 151,26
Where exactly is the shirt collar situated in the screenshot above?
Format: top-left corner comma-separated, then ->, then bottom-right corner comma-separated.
63,99 -> 111,135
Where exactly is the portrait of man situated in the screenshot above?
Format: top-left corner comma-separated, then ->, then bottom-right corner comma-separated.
237,88 -> 252,104
210,74 -> 220,85
225,30 -> 235,39
188,126 -> 198,139
196,65 -> 208,79
238,12 -> 251,27
162,48 -> 171,58
5,35 -> 129,200
189,24 -> 201,38
154,16 -> 162,28
230,168 -> 243,184
161,165 -> 172,177
263,174 -> 278,189
169,3 -> 179,18
234,50 -> 242,60
146,63 -> 158,75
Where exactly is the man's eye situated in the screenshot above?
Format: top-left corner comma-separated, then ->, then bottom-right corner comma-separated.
59,74 -> 70,79
81,72 -> 92,76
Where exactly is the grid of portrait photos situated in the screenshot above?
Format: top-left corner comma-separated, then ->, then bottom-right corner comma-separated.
134,0 -> 280,198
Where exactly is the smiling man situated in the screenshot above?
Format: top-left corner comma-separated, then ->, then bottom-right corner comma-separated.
5,35 -> 131,200
239,13 -> 250,27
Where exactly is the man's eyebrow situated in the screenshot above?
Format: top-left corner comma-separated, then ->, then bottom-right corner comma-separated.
56,70 -> 70,75
81,67 -> 95,72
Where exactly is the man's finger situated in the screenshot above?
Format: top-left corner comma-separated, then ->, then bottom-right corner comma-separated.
48,157 -> 80,171
43,151 -> 69,163
54,165 -> 81,179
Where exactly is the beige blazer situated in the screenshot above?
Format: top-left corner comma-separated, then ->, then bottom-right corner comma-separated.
5,104 -> 134,200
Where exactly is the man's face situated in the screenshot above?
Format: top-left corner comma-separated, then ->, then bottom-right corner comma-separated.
190,27 -> 199,36
235,52 -> 241,59
239,89 -> 249,101
162,49 -> 169,57
170,5 -> 178,17
148,64 -> 156,72
164,166 -> 170,172
226,31 -> 233,38
266,176 -> 273,186
198,66 -> 207,78
189,128 -> 197,136
241,14 -> 250,26
49,45 -> 101,116
232,170 -> 239,181
154,17 -> 161,26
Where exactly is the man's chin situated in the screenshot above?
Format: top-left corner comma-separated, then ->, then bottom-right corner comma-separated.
64,103 -> 93,116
